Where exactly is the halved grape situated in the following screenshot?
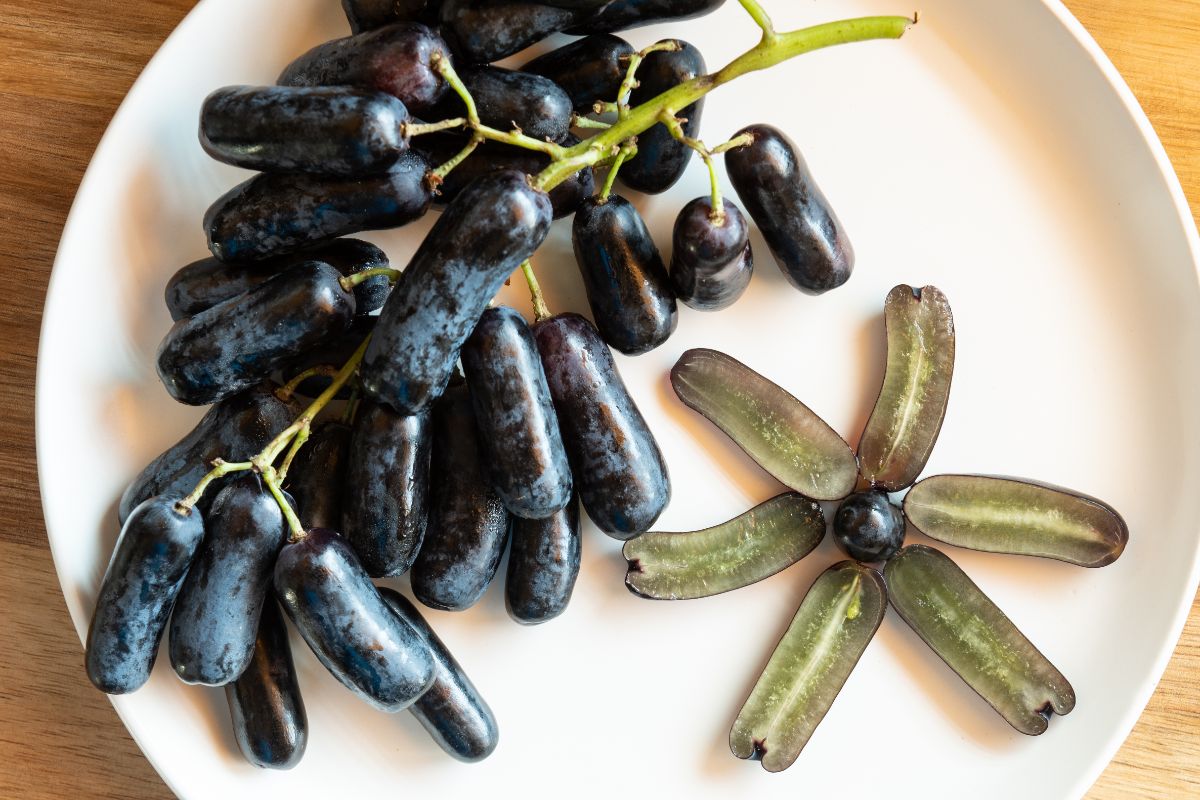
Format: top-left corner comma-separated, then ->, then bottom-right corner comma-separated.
905,474 -> 1127,567
858,285 -> 955,491
885,545 -> 1075,734
623,493 -> 825,600
730,561 -> 886,772
671,349 -> 858,501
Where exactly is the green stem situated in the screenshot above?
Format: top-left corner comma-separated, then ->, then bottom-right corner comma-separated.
617,41 -> 681,120
535,15 -> 914,191
276,424 -> 310,483
176,459 -> 254,512
262,465 -> 304,542
711,132 -> 755,155
738,0 -> 777,41
657,112 -> 724,223
340,384 -> 362,426
340,266 -> 401,291
599,146 -> 632,202
434,53 -> 479,125
403,118 -> 467,137
277,365 -> 340,401
520,260 -> 551,322
573,114 -> 612,130
430,134 -> 483,183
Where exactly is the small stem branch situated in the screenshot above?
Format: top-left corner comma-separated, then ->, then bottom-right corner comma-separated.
599,145 -> 632,202
520,259 -> 551,322
277,365 -> 340,401
617,41 -> 681,120
738,0 -> 777,41
403,118 -> 467,137
475,124 -> 566,158
572,114 -> 612,130
535,15 -> 914,192
340,266 -> 401,291
592,100 -> 619,115
434,53 -> 479,126
176,459 -> 253,512
262,466 -> 304,542
340,384 -> 361,426
658,112 -> 725,223
276,423 -> 310,483
430,134 -> 483,184
710,132 -> 755,155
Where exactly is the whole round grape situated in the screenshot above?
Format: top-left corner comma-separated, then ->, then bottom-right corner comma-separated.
833,491 -> 905,563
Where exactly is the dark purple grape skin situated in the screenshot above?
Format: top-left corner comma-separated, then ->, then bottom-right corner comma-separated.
200,85 -> 410,176
343,0 -> 433,32
282,315 -> 377,400
833,490 -> 906,563
118,384 -> 299,524
572,195 -> 677,355
438,0 -> 590,64
414,134 -> 593,219
506,496 -> 581,624
669,197 -> 753,311
168,474 -> 285,686
378,589 -> 500,762
360,170 -> 553,415
274,528 -> 436,711
204,149 -> 431,263
286,422 -> 352,531
725,124 -> 854,294
461,306 -> 572,519
411,383 -> 511,611
156,262 -> 356,406
620,40 -> 705,194
225,598 -> 307,770
533,314 -> 670,538
165,238 -> 391,322
277,22 -> 449,115
570,0 -> 724,33
86,497 -> 206,694
520,34 -> 634,114
427,66 -> 573,143
342,402 -> 432,577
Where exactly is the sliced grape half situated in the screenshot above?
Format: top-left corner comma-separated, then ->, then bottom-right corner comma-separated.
858,284 -> 955,491
885,545 -> 1075,734
905,474 -> 1128,567
623,493 -> 826,600
671,348 -> 858,501
730,561 -> 886,772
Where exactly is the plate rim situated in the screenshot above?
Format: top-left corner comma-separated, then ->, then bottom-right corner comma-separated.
34,1 -> 1200,798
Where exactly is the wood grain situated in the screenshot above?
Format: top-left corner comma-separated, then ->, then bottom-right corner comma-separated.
0,1 -> 1196,798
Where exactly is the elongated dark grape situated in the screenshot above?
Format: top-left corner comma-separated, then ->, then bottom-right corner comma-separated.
534,314 -> 669,538
520,34 -> 634,113
200,85 -> 410,176
671,348 -> 858,501
282,315 -> 377,400
361,170 -> 553,415
287,422 -> 352,531
411,382 -> 511,611
438,0 -> 590,64
157,261 -> 356,406
169,474 -> 285,685
225,598 -> 307,770
414,134 -> 592,219
624,493 -> 825,600
278,22 -> 449,115
726,124 -> 853,294
204,150 -> 431,263
275,528 -> 435,710
730,561 -> 886,772
572,195 -> 677,355
342,401 -> 432,577
506,496 -> 581,624
904,475 -> 1128,568
669,197 -> 753,311
118,383 -> 298,523
379,589 -> 500,761
165,239 -> 390,321
428,66 -> 572,143
885,545 -> 1075,734
858,285 -> 954,491
86,497 -> 205,694
570,0 -> 725,33
461,306 -> 572,519
620,40 -> 705,194
343,0 -> 431,32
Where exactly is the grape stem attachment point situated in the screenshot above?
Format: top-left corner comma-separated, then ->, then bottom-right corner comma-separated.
520,259 -> 552,322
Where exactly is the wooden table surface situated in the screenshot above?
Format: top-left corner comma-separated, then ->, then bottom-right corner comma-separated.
1,2 -> 1198,797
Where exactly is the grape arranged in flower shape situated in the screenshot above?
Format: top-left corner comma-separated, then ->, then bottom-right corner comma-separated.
623,284 -> 1129,772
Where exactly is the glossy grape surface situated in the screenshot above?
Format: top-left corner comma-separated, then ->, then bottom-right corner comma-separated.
534,313 -> 670,537
521,34 -> 634,113
286,422 -> 352,531
360,169 -> 553,415
572,195 -> 677,355
156,261 -> 356,406
439,0 -> 589,64
569,0 -> 726,33
833,490 -> 906,563
620,40 -> 705,194
86,497 -> 206,694
505,496 -> 581,624
669,197 -> 753,311
428,66 -> 573,143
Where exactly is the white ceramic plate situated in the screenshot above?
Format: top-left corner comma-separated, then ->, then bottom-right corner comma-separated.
37,1 -> 1200,798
